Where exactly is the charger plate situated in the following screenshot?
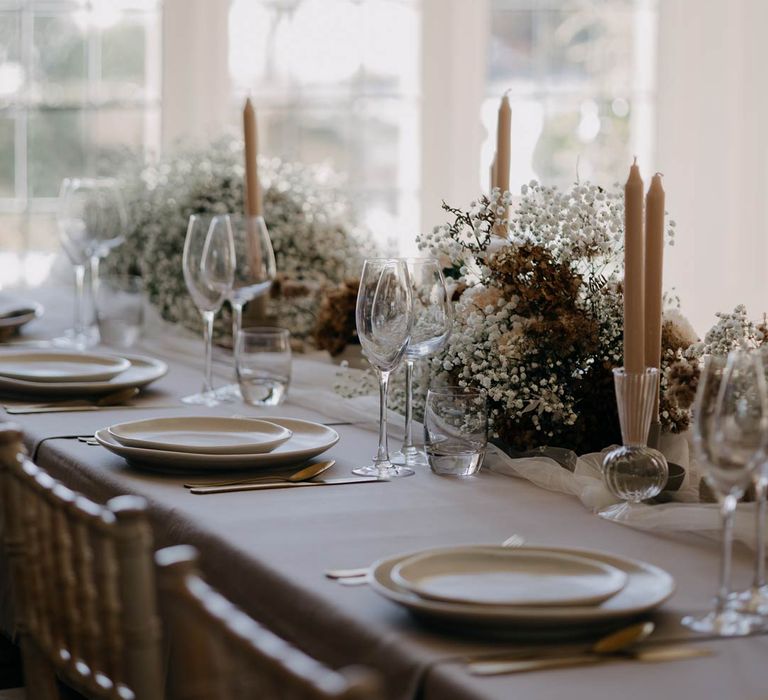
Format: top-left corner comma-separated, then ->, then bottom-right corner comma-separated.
370,546 -> 674,635
0,351 -> 130,383
391,546 -> 627,607
109,416 -> 292,455
94,417 -> 339,473
0,353 -> 167,398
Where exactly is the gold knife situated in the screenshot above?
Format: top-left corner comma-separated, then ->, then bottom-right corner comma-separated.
190,476 -> 386,495
468,645 -> 713,675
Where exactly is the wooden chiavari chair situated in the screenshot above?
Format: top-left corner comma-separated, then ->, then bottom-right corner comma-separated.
155,545 -> 382,700
0,424 -> 164,700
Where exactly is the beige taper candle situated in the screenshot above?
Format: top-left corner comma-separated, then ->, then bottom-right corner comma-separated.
243,98 -> 263,216
496,95 -> 511,195
645,173 -> 665,416
623,158 -> 645,374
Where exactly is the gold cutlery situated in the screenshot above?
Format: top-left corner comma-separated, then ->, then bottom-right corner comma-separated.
325,534 -> 527,586
467,622 -> 712,675
467,645 -> 712,675
5,387 -> 140,414
189,476 -> 385,495
183,460 -> 336,489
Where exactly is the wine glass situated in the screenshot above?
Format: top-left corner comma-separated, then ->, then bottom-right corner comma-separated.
353,258 -> 414,478
182,214 -> 235,406
391,258 -> 452,468
682,350 -> 768,635
57,177 -> 127,348
212,214 -> 276,400
734,346 -> 768,614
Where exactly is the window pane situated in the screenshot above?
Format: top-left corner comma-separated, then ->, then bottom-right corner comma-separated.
101,14 -> 149,100
0,116 -> 13,196
87,107 -> 145,171
28,109 -> 85,197
0,11 -> 22,104
31,13 -> 87,103
488,10 -> 535,86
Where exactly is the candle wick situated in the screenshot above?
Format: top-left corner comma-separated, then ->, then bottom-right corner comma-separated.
633,155 -> 638,165
655,172 -> 664,178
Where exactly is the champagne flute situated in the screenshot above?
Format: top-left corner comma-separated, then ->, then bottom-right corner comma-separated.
353,258 -> 414,478
734,346 -> 768,614
212,214 -> 276,399
682,350 -> 768,635
57,177 -> 127,347
182,215 -> 235,406
391,258 -> 452,468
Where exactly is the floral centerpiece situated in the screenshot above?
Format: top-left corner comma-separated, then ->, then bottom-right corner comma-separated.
107,137 -> 378,345
416,181 -> 695,455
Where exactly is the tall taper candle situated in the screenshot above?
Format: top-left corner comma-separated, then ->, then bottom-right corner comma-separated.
645,173 -> 665,414
243,98 -> 263,216
624,158 -> 645,374
496,95 -> 511,195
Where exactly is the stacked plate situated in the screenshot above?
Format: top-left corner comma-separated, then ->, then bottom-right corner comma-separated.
369,545 -> 675,639
95,416 -> 340,473
0,295 -> 43,340
0,349 -> 167,398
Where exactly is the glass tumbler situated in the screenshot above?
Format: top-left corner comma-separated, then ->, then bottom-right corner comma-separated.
424,387 -> 487,476
236,328 -> 292,406
95,274 -> 144,348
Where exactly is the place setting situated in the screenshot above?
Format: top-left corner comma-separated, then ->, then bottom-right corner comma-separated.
0,347 -> 169,412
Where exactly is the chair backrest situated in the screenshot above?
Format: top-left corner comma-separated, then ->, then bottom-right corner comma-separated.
155,545 -> 382,700
0,423 -> 164,700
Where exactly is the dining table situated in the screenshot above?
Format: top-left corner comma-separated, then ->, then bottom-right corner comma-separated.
2,288 -> 768,700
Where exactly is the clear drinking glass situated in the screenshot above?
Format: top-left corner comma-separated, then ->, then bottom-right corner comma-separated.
354,258 -> 413,478
391,258 -> 452,469
682,350 -> 768,635
424,387 -> 487,476
236,328 -> 291,406
57,177 -> 127,348
735,346 -> 768,614
209,214 -> 277,400
182,214 -> 235,406
95,274 -> 144,348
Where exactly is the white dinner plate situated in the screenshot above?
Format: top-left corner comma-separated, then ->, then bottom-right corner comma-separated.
108,416 -> 293,455
370,546 -> 674,634
0,296 -> 42,332
0,352 -> 167,398
94,417 -> 339,472
391,547 -> 627,607
0,351 -> 131,383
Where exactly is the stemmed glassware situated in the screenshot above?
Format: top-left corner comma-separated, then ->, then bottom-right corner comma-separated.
734,346 -> 768,614
211,214 -> 276,400
182,214 -> 235,406
391,258 -> 452,468
57,177 -> 127,348
682,350 -> 768,635
353,258 -> 414,478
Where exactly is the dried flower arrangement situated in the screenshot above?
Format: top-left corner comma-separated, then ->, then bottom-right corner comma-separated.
106,138 -> 377,345
417,181 -> 688,454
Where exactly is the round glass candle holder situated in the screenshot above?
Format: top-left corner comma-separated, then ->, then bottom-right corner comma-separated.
602,367 -> 669,503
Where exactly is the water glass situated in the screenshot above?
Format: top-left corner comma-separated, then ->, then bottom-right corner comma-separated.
236,328 -> 291,406
424,387 -> 487,476
95,274 -> 144,348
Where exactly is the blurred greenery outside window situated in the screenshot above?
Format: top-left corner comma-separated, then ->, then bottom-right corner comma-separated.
0,0 -> 160,282
484,0 -> 656,192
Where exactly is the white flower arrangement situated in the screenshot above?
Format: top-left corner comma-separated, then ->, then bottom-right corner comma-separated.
416,181 -> 684,454
107,137 -> 378,342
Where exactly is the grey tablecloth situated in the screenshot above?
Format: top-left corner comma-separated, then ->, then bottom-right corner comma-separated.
3,293 -> 768,700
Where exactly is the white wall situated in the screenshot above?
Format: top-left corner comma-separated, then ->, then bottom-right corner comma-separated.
655,0 -> 768,334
